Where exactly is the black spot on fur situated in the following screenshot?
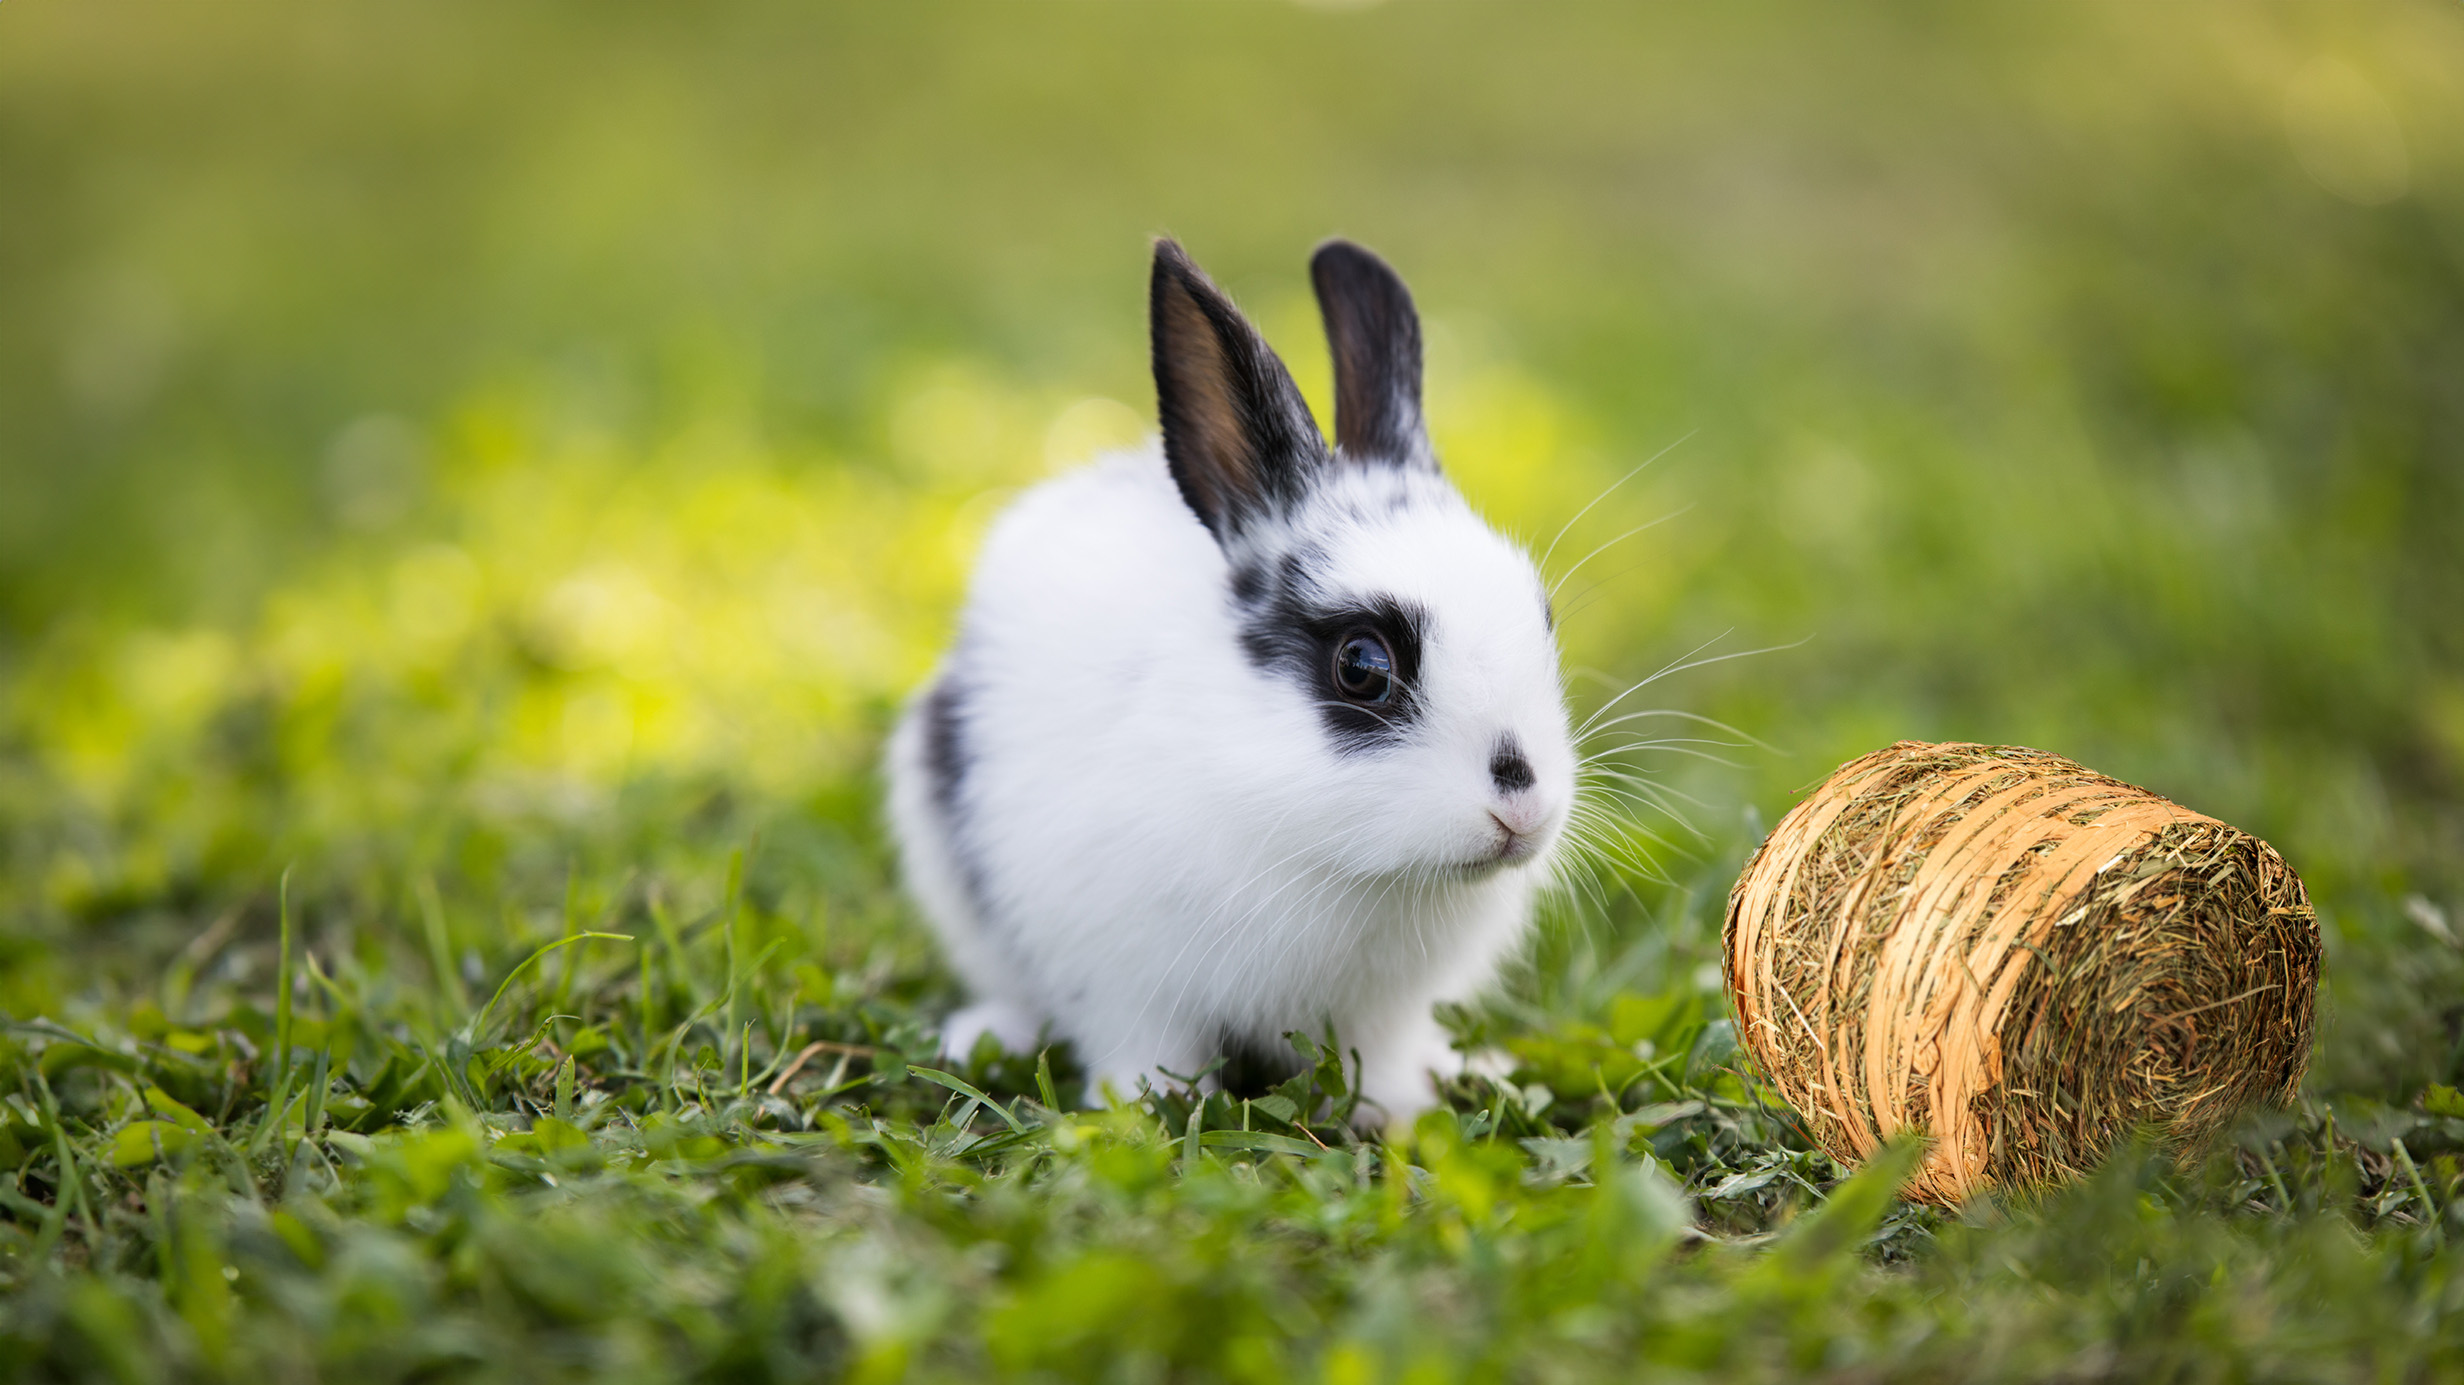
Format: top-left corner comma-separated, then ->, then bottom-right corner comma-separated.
922,676 -> 969,812
1490,738 -> 1536,793
922,672 -> 997,928
1234,547 -> 1428,753
1230,559 -> 1268,604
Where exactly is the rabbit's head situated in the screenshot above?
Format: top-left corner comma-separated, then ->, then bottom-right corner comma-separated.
1152,238 -> 1573,881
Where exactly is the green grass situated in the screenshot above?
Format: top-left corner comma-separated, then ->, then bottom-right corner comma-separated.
3,1 -> 2462,1379
0,835 -> 2457,1381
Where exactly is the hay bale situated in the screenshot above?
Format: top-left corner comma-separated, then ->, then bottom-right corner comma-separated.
1723,741 -> 2320,1204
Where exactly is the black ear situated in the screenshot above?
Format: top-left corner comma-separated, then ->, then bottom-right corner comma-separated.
1310,239 -> 1430,469
1150,238 -> 1329,542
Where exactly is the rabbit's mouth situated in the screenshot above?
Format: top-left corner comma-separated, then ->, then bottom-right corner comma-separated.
1442,837 -> 1541,880
1482,812 -> 1545,867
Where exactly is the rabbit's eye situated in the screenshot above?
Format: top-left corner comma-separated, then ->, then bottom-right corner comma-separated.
1332,632 -> 1395,704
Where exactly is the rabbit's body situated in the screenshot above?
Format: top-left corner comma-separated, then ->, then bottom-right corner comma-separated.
888,240 -> 1572,1120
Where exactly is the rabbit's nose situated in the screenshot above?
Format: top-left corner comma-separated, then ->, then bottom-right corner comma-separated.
1489,740 -> 1536,794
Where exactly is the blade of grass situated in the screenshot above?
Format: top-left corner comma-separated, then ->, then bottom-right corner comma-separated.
724,848 -> 745,1047
910,1067 -> 1027,1134
471,932 -> 637,1044
302,1045 -> 329,1137
32,1071 -> 91,1256
2393,1137 -> 2440,1242
417,874 -> 471,1016
637,924 -> 657,1059
274,866 -> 295,1101
250,1067 -> 306,1160
552,861 -> 583,1020
648,888 -> 694,1010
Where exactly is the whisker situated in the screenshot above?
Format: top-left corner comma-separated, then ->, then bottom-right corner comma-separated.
1581,765 -> 1718,810
1573,771 -> 1709,845
1569,797 -> 1697,859
1560,820 -> 1676,888
1576,706 -> 1777,752
1580,734 -> 1749,757
1535,429 -> 1698,576
1581,776 -> 1713,836
1579,743 -> 1747,771
1571,630 -> 1735,738
1546,506 -> 1693,602
1554,553 -> 1685,627
1572,633 -> 1810,739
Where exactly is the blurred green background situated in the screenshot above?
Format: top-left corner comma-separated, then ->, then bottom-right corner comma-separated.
2,0 -> 2458,1096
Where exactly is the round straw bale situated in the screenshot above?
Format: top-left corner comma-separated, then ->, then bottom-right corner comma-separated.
1723,742 -> 2319,1204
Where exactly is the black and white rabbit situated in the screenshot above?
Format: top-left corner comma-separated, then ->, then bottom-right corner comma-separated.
887,238 -> 1572,1122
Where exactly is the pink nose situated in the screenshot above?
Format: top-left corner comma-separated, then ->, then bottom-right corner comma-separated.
1490,799 -> 1551,838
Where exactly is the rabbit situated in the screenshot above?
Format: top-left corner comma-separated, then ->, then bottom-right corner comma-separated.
886,237 -> 1573,1124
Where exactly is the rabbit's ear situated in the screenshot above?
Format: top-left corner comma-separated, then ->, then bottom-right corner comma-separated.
1151,238 -> 1330,542
1311,239 -> 1431,470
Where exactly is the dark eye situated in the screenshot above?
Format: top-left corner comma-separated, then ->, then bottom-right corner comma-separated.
1332,632 -> 1395,704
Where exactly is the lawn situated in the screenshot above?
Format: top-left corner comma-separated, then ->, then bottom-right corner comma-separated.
1,2 -> 2460,1379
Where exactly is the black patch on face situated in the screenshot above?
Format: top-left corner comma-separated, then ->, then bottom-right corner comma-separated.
1235,548 -> 1429,753
1490,737 -> 1536,794
1229,558 -> 1268,605
1216,1027 -> 1306,1099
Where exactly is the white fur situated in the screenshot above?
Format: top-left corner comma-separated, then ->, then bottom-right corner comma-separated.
887,445 -> 1572,1123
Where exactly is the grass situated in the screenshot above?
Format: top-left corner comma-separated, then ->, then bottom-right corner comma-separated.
3,0 -> 2463,1379
0,835 -> 2457,1381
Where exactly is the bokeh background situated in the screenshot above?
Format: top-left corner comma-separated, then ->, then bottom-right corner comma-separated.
3,1 -> 2458,1098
